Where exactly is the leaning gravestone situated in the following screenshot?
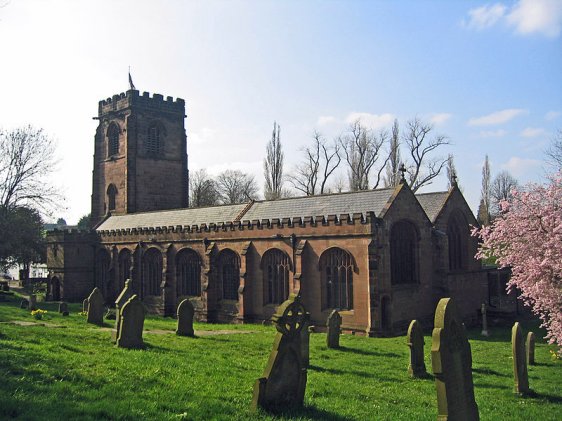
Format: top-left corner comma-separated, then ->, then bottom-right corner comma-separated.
512,322 -> 530,395
407,320 -> 427,378
86,287 -> 104,326
176,299 -> 195,337
28,294 -> 37,311
326,310 -> 342,349
116,294 -> 145,349
58,302 -> 68,314
82,298 -> 89,313
431,298 -> 479,421
112,280 -> 134,342
251,294 -> 308,413
526,332 -> 535,366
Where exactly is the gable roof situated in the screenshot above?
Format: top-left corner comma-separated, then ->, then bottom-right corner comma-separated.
415,191 -> 449,223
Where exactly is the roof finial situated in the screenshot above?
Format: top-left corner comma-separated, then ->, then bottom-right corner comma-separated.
128,66 -> 136,90
399,163 -> 407,183
451,171 -> 458,188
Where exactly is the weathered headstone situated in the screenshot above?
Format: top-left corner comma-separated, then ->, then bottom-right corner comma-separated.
20,299 -> 29,309
86,287 -> 104,326
112,279 -> 134,342
116,294 -> 146,349
251,294 -> 308,413
58,302 -> 68,314
431,298 -> 479,421
526,332 -> 535,366
407,319 -> 426,378
28,294 -> 37,311
480,303 -> 489,337
82,298 -> 88,313
326,309 -> 342,349
176,299 -> 195,337
512,322 -> 530,395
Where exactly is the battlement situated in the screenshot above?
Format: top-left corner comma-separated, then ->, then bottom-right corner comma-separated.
98,89 -> 185,116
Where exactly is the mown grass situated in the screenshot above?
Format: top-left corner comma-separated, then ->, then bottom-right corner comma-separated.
0,293 -> 560,420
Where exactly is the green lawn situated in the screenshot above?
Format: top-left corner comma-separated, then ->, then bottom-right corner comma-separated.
0,293 -> 560,420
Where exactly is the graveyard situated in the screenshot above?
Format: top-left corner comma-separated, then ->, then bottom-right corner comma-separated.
0,292 -> 560,420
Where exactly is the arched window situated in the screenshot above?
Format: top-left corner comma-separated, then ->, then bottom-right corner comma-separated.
176,249 -> 201,297
448,211 -> 468,271
320,248 -> 354,310
143,248 -> 162,297
95,249 -> 111,298
390,220 -> 419,285
118,248 -> 131,293
218,249 -> 240,301
262,249 -> 291,305
107,184 -> 117,212
147,123 -> 161,156
107,123 -> 120,157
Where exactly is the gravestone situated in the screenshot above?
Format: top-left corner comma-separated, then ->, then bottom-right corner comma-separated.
176,299 -> 195,337
251,294 -> 308,413
28,294 -> 37,311
526,332 -> 535,366
20,299 -> 29,309
480,303 -> 489,337
326,310 -> 342,349
407,319 -> 426,378
300,314 -> 312,368
116,294 -> 145,349
82,298 -> 88,313
112,279 -> 134,342
512,322 -> 530,395
431,298 -> 479,421
58,302 -> 68,314
86,287 -> 104,326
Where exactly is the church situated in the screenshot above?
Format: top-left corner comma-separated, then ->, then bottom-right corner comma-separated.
46,89 -> 489,336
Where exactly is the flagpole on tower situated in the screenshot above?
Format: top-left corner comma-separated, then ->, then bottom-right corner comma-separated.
128,66 -> 136,90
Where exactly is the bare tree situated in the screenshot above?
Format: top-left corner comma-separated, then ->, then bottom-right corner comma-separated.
0,126 -> 60,211
288,131 -> 341,196
491,170 -> 518,214
383,119 -> 402,188
216,169 -> 259,204
264,122 -> 284,200
478,155 -> 491,225
340,120 -> 389,191
189,169 -> 219,207
402,118 -> 450,192
545,128 -> 562,170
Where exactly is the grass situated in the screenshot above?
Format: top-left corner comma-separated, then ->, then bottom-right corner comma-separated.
0,293 -> 560,420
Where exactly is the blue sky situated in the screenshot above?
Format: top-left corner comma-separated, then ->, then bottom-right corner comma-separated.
1,0 -> 561,223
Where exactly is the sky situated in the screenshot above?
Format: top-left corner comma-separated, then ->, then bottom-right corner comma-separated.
1,0 -> 561,224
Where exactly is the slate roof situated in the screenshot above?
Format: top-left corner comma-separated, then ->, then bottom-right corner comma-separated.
96,203 -> 248,231
241,188 -> 395,222
415,191 -> 449,223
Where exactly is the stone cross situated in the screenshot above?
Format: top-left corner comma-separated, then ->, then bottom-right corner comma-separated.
86,287 -> 105,326
251,294 -> 308,413
28,294 -> 37,311
112,279 -> 134,342
431,298 -> 479,421
512,322 -> 530,395
116,294 -> 146,349
480,303 -> 489,337
58,302 -> 68,314
326,310 -> 342,349
526,332 -> 535,366
407,320 -> 426,378
176,298 -> 195,337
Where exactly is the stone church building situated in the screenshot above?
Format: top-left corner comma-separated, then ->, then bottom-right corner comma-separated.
46,89 -> 489,336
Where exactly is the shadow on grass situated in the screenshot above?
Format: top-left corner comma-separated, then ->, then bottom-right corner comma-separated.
336,345 -> 401,358
262,404 -> 350,421
472,367 -> 509,377
308,364 -> 402,381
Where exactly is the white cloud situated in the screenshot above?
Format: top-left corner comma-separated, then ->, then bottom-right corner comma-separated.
501,156 -> 541,177
189,127 -> 216,145
507,0 -> 562,37
545,110 -> 562,120
520,127 -> 546,137
468,108 -> 527,126
479,129 -> 508,138
317,115 -> 337,126
430,113 -> 452,125
464,3 -> 507,30
345,112 -> 395,129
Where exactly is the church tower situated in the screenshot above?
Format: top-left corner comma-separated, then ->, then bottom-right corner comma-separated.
90,90 -> 189,227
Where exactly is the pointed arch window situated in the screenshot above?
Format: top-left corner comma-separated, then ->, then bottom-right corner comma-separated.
107,123 -> 120,157
262,249 -> 291,305
448,211 -> 469,271
118,248 -> 131,293
142,248 -> 162,297
320,248 -> 354,310
176,249 -> 201,297
95,249 -> 111,299
390,220 -> 419,285
218,249 -> 240,301
107,184 -> 117,212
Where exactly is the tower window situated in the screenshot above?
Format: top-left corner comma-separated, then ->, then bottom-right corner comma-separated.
147,124 -> 161,156
107,184 -> 117,212
107,123 -> 120,157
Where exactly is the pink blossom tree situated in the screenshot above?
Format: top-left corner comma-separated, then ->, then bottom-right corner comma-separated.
473,172 -> 562,353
